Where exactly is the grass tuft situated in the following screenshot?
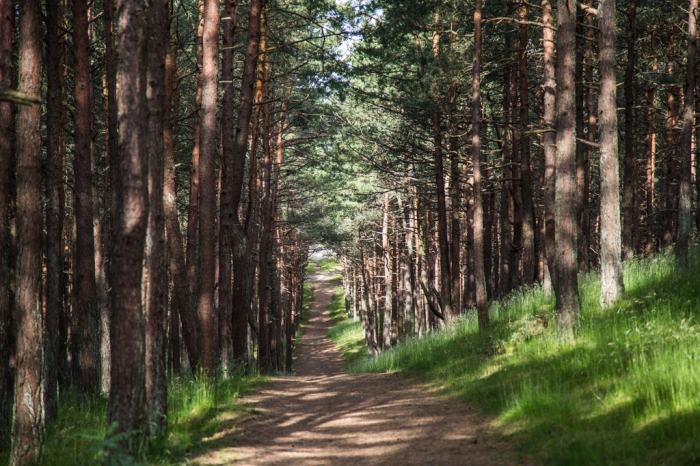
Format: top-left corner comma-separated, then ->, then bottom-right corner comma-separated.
351,251 -> 700,465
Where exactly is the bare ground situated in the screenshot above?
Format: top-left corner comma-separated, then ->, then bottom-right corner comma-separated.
192,273 -> 520,465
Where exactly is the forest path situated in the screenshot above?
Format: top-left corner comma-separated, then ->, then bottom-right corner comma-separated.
192,272 -> 515,465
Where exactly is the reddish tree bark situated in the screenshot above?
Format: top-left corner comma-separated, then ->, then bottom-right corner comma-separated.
107,0 -> 149,451
44,0 -> 65,423
554,0 -> 580,339
197,0 -> 220,374
145,0 -> 169,435
10,1 -> 44,463
0,0 -> 13,449
72,0 -> 100,398
542,0 -> 556,299
432,112 -> 453,321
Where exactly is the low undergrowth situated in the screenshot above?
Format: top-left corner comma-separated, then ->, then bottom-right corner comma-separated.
351,251 -> 700,465
21,370 -> 263,465
327,285 -> 366,367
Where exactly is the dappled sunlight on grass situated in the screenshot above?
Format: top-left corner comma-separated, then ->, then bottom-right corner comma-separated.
326,287 -> 366,367
352,251 -> 700,465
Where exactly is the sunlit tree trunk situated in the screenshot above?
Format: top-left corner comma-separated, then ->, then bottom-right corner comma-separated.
554,0 -> 580,339
472,0 -> 488,329
542,0 -> 555,299
598,0 -> 625,308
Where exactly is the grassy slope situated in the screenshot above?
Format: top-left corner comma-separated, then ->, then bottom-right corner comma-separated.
326,276 -> 366,367
351,253 -> 700,465
13,371 -> 263,465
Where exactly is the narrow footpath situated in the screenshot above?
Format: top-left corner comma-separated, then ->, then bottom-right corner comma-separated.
193,273 -> 516,465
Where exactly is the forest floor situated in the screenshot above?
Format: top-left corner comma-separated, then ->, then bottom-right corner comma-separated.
190,271 -> 519,465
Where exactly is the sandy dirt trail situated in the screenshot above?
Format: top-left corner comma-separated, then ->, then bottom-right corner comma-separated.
192,273 -> 515,465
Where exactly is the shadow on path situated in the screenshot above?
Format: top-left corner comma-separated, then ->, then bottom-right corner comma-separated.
192,273 -> 516,465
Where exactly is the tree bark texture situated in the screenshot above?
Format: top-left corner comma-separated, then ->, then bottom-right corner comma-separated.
622,0 -> 638,261
107,0 -> 149,452
432,112 -> 453,321
197,0 -> 220,373
598,0 -> 625,308
675,0 -> 698,266
72,0 -> 100,398
554,0 -> 580,339
542,0 -> 556,299
10,1 -> 44,463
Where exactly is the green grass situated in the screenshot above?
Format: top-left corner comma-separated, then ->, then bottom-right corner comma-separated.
351,251 -> 700,465
327,285 -> 367,367
12,370 -> 263,465
306,258 -> 341,275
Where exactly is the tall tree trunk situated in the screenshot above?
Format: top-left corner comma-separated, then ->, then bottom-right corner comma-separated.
598,0 -> 625,307
449,97 -> 461,313
145,0 -> 168,436
663,54 -> 679,248
231,0 -> 264,362
542,0 -> 556,299
44,0 -> 64,424
622,0 -> 638,261
382,193 -> 392,347
72,0 -> 100,398
0,0 -> 12,448
402,176 -> 414,338
575,7 -> 588,272
102,0 -> 118,392
164,32 -> 199,371
187,0 -> 204,296
197,0 -> 220,373
675,0 -> 698,266
518,2 -> 535,286
472,0 -> 488,329
433,112 -> 453,321
644,32 -> 658,256
107,0 -> 148,452
554,0 -> 580,339
584,6 -> 595,267
10,1 -> 44,463
219,0 -> 238,374
500,44 -> 514,297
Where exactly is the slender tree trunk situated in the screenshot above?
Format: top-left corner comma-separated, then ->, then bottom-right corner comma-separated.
164,36 -> 199,371
500,45 -> 514,297
644,32 -> 657,256
584,7 -> 595,267
663,54 -> 679,248
449,100 -> 461,313
145,0 -> 168,435
44,0 -> 64,424
622,0 -> 638,261
108,0 -> 149,452
187,0 -> 204,295
433,112 -> 453,321
219,0 -> 238,374
675,0 -> 698,266
518,2 -> 535,286
472,0 -> 488,329
554,0 -> 580,339
575,7 -> 588,272
402,177 -> 414,338
10,1 -> 44,463
72,0 -> 100,398
197,0 -> 220,373
231,0 -> 264,362
542,0 -> 556,299
598,0 -> 625,307
382,193 -> 392,347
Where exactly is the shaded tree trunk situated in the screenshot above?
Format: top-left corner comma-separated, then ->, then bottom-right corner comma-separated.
542,0 -> 556,299
145,0 -> 169,436
72,0 -> 100,398
675,0 -> 698,266
107,0 -> 149,452
44,0 -> 65,424
622,0 -> 638,261
10,1 -> 44,463
382,193 -> 392,347
432,112 -> 453,321
197,0 -> 220,373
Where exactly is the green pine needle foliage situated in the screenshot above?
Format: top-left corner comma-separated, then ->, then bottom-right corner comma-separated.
351,252 -> 700,465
